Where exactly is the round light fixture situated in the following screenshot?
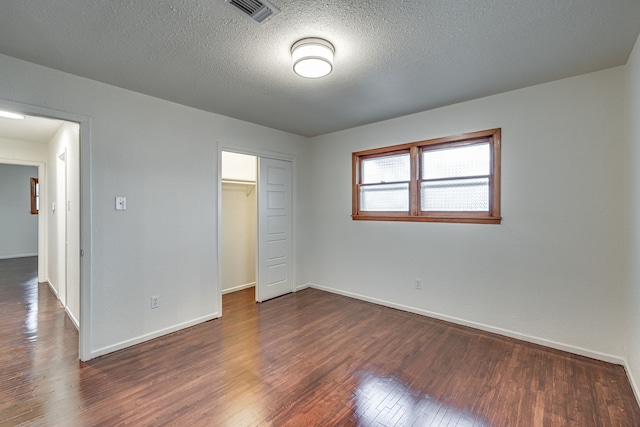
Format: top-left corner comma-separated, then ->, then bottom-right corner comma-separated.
291,38 -> 334,79
0,110 -> 25,120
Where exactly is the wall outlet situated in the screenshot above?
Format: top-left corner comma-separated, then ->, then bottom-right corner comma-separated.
151,295 -> 160,309
415,279 -> 423,290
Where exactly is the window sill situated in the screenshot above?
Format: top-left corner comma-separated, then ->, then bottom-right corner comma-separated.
351,214 -> 502,224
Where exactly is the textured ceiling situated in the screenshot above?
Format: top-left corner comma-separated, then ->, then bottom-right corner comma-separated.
0,0 -> 639,137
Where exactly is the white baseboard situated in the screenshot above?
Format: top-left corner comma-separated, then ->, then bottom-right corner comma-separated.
46,280 -> 59,297
0,253 -> 37,260
65,307 -> 80,330
296,283 -> 311,292
309,283 -> 625,365
46,280 -> 79,330
222,282 -> 255,295
624,360 -> 640,407
90,312 -> 221,359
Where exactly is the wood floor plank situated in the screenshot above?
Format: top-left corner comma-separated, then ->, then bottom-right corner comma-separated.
1,257 -> 639,426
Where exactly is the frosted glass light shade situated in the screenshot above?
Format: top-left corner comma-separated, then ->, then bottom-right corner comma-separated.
291,38 -> 334,78
0,110 -> 25,119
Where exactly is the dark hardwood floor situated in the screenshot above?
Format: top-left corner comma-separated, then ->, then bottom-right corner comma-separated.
1,257 -> 639,426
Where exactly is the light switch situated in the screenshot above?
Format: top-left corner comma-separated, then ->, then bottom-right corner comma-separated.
115,196 -> 127,211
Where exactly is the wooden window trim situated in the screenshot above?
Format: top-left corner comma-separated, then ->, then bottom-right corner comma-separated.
352,128 -> 501,224
30,177 -> 39,215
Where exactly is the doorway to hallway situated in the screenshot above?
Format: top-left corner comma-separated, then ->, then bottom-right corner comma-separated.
0,102 -> 88,360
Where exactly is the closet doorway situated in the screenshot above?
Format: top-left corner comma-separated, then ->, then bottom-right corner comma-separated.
221,152 -> 257,298
219,149 -> 294,307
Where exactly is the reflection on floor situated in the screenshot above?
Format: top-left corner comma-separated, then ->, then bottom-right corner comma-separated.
0,256 -> 79,424
353,373 -> 488,426
1,258 -> 640,426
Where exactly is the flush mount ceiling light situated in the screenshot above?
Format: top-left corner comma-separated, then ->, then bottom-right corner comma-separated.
0,110 -> 25,120
291,38 -> 334,79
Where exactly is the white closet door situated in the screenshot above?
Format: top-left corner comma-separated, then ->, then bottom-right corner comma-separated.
257,157 -> 293,302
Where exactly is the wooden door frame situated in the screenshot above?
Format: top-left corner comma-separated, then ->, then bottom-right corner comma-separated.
216,143 -> 297,316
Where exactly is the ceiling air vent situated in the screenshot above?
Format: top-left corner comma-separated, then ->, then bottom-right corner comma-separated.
224,0 -> 280,24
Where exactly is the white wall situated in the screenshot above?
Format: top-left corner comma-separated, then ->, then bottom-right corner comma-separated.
309,66 -> 628,362
221,182 -> 257,293
0,164 -> 38,258
626,33 -> 640,401
1,45 -> 633,370
46,122 -> 80,326
0,137 -> 48,163
222,151 -> 257,182
0,53 -> 311,358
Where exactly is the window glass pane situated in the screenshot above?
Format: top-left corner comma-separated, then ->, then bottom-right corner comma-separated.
421,178 -> 489,211
422,143 -> 490,179
362,153 -> 410,184
361,183 -> 409,211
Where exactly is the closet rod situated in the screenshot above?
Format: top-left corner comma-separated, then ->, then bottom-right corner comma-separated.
222,179 -> 256,185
